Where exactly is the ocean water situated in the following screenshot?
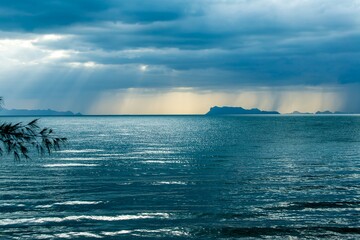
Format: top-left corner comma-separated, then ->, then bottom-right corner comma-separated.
0,116 -> 360,239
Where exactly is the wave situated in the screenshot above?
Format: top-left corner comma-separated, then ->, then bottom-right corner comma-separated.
57,158 -> 104,161
264,201 -> 360,211
58,149 -> 104,153
101,230 -> 132,236
43,163 -> 99,167
0,203 -> 25,207
152,181 -> 187,185
31,228 -> 188,239
25,226 -> 360,239
95,153 -> 125,157
132,150 -> 177,155
102,228 -> 189,237
0,213 -> 170,226
142,160 -> 184,164
35,232 -> 103,239
36,201 -> 103,208
195,226 -> 360,238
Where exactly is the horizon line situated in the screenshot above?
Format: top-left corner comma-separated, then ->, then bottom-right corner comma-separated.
1,113 -> 360,117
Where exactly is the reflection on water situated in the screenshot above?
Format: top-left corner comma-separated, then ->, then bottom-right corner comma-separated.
0,116 -> 360,239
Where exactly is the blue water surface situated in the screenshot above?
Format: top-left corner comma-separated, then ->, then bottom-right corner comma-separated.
0,116 -> 360,239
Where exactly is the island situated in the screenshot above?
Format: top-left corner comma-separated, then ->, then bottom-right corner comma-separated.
0,108 -> 82,116
206,106 -> 280,115
315,111 -> 333,115
315,111 -> 351,115
290,111 -> 312,115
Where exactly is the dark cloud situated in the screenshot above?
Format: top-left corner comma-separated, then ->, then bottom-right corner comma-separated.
0,0 -> 194,31
0,0 -> 110,31
1,0 -> 360,112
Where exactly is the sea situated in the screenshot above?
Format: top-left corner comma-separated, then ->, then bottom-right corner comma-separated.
0,116 -> 359,239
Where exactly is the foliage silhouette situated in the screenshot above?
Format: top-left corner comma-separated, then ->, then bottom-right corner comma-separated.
0,97 -> 66,160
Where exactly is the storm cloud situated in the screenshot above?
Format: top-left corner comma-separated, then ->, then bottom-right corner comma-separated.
0,0 -> 359,113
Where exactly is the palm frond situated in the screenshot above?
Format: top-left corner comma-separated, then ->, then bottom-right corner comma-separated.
0,96 -> 66,160
0,112 -> 66,160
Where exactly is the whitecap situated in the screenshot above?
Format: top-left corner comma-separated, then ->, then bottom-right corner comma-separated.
0,213 -> 170,226
102,230 -> 132,236
153,181 -> 187,185
142,160 -> 184,164
54,232 -> 102,238
36,204 -> 53,209
0,203 -> 25,207
58,201 -> 102,205
102,228 -> 189,237
36,201 -> 102,208
139,228 -> 188,235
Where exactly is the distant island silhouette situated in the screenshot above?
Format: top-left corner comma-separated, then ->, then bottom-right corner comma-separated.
206,106 -> 355,115
0,108 -> 82,116
206,106 -> 280,115
290,111 -> 312,115
291,111 -> 352,115
315,111 -> 350,115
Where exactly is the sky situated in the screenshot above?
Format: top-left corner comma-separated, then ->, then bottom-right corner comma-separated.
0,0 -> 360,114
